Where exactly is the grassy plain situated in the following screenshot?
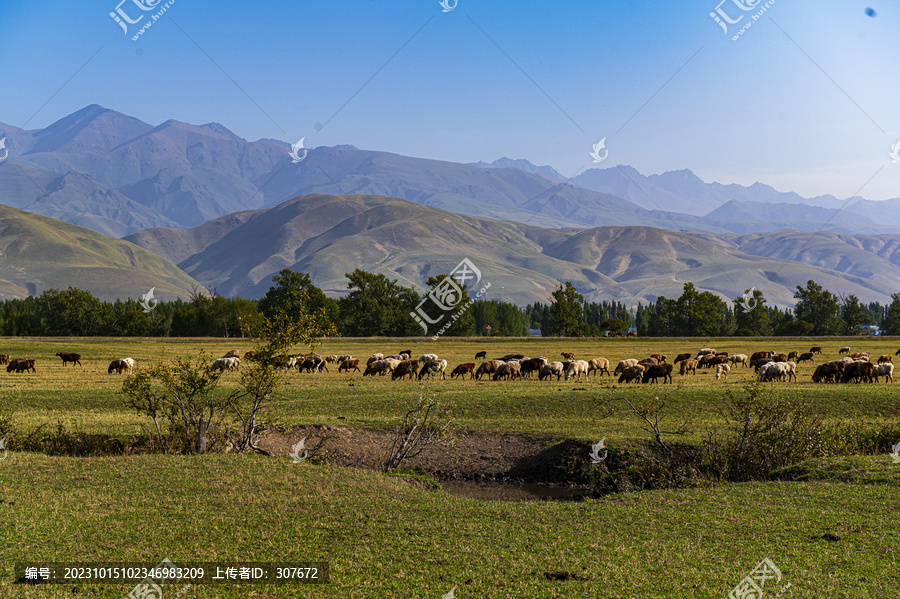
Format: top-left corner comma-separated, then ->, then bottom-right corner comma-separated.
1,336 -> 899,597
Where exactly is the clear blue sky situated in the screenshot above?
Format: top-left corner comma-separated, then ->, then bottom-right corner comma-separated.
3,0 -> 898,200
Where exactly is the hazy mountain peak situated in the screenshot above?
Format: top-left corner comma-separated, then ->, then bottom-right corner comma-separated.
470,157 -> 564,181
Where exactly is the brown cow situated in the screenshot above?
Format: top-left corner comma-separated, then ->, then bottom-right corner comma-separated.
56,352 -> 82,366
338,358 -> 361,373
450,363 -> 476,379
7,358 -> 36,373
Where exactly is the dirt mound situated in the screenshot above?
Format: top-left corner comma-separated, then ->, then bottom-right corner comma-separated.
259,425 -> 591,485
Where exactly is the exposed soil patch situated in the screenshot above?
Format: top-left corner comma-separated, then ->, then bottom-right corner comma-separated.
259,425 -> 592,486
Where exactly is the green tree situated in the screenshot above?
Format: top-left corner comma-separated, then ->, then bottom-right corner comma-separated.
38,287 -> 105,336
733,288 -> 771,336
840,294 -> 870,335
646,297 -> 677,336
258,269 -> 338,327
338,269 -> 422,336
882,294 -> 900,335
424,274 -> 475,336
793,280 -> 842,335
547,282 -> 584,336
599,318 -> 627,334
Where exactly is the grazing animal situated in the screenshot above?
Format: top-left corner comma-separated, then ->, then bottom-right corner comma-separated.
759,362 -> 787,382
497,354 -> 527,362
399,350 -> 412,358
796,352 -> 815,364
210,358 -> 230,372
56,352 -> 82,366
520,357 -> 548,378
613,359 -> 639,375
673,353 -> 692,364
850,352 -> 870,361
300,356 -> 328,373
107,359 -> 128,374
750,358 -> 773,372
627,331 -> 637,337
538,362 -> 564,381
419,359 -> 448,380
245,350 -> 257,360
638,357 -> 658,366
587,358 -> 610,378
696,348 -> 717,358
475,351 -> 487,360
728,354 -> 749,368
324,355 -> 338,364
363,359 -> 397,377
7,358 -> 36,373
842,361 -> 874,384
715,363 -> 730,380
772,353 -> 789,363
121,358 -> 135,374
787,351 -> 799,362
839,347 -> 851,355
878,354 -> 893,364
810,346 -> 822,355
367,353 -> 385,365
749,351 -> 773,362
872,362 -> 894,383
419,354 -> 439,363
618,365 -> 643,384
649,354 -> 667,363
339,358 -> 361,373
223,350 -> 240,358
450,363 -> 476,379
494,361 -> 522,381
564,360 -> 589,382
679,359 -> 698,376
561,352 -> 575,360
642,363 -> 673,384
476,360 -> 503,380
392,359 -> 420,381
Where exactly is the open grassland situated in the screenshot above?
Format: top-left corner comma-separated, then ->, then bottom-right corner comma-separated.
1,336 -> 899,597
3,336 -> 898,441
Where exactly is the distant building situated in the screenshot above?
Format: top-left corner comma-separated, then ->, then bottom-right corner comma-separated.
528,328 -> 542,337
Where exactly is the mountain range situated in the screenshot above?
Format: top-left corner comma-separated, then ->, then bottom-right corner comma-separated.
3,105 -> 897,238
1,105 -> 899,307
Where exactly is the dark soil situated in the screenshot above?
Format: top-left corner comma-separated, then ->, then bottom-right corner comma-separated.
259,425 -> 593,486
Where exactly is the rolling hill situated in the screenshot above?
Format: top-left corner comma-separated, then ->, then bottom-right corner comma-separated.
0,205 -> 200,301
125,194 -> 900,307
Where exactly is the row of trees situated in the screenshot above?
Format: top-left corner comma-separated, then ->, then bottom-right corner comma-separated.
0,272 -> 896,338
0,269 -> 528,338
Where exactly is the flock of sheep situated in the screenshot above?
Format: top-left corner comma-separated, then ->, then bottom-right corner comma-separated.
5,344 -> 894,385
